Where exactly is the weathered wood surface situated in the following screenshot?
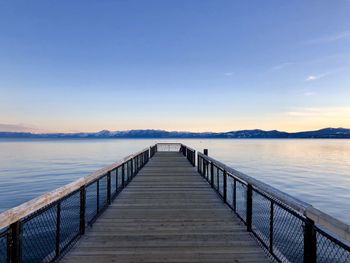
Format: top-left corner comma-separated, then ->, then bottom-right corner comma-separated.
0,147 -> 150,229
61,152 -> 268,263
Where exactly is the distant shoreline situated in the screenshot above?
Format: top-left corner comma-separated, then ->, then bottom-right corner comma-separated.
1,127 -> 350,139
1,138 -> 350,141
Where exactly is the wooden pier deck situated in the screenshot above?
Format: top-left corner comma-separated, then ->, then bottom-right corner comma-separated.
61,151 -> 268,263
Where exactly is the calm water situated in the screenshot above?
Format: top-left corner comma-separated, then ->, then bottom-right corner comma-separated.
0,139 -> 349,224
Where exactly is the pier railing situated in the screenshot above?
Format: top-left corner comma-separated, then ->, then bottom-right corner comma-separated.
0,147 -> 150,263
198,152 -> 350,263
180,144 -> 196,166
152,142 -> 196,166
1,143 -> 349,263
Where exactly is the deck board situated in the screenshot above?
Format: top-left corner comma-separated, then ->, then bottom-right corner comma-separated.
61,152 -> 268,263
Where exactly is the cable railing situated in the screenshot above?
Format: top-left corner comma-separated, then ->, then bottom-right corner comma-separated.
0,147 -> 150,263
198,151 -> 350,263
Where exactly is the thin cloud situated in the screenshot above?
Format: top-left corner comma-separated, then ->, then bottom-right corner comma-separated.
286,107 -> 350,117
303,30 -> 350,45
306,75 -> 322,81
270,62 -> 293,71
259,62 -> 293,76
224,72 -> 234,76
305,68 -> 345,82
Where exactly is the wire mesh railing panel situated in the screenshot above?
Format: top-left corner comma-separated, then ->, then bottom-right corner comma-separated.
124,163 -> 128,182
99,176 -> 108,210
273,203 -> 304,262
203,160 -> 206,179
0,147 -> 152,263
212,165 -> 218,189
150,145 -> 156,157
111,169 -> 117,197
252,190 -> 270,247
226,176 -> 234,209
117,166 -> 123,189
200,159 -> 204,178
123,164 -> 128,184
236,181 -> 247,222
197,152 -> 350,263
85,182 -> 98,224
0,229 -> 7,263
132,159 -> 136,175
185,148 -> 195,166
156,143 -> 181,152
205,162 -> 208,181
133,158 -> 138,174
218,169 -> 224,196
22,205 -> 57,263
316,228 -> 350,263
202,158 -> 205,177
128,161 -> 132,179
60,191 -> 80,252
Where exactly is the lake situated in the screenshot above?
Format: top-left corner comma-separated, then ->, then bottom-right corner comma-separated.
0,138 -> 349,225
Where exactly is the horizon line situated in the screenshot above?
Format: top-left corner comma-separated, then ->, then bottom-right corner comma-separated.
0,126 -> 348,135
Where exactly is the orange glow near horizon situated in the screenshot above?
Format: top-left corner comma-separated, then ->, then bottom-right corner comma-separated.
3,112 -> 350,134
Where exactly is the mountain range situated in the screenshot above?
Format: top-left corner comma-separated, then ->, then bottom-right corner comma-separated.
0,128 -> 350,139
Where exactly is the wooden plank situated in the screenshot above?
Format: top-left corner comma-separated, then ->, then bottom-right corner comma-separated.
61,151 -> 269,263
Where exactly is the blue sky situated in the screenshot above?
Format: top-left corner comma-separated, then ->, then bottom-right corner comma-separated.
0,0 -> 350,132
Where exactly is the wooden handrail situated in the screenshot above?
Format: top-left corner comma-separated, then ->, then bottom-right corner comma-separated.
0,147 -> 150,229
180,144 -> 195,152
198,152 -> 350,243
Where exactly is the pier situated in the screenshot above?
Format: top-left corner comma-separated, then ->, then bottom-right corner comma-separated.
0,143 -> 349,262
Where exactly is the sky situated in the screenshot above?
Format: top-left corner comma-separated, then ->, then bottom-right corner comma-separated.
0,0 -> 350,133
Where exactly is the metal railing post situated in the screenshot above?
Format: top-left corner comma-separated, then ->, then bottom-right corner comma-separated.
204,149 -> 208,156
79,186 -> 86,235
9,221 -> 21,263
304,218 -> 317,263
246,184 -> 253,232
